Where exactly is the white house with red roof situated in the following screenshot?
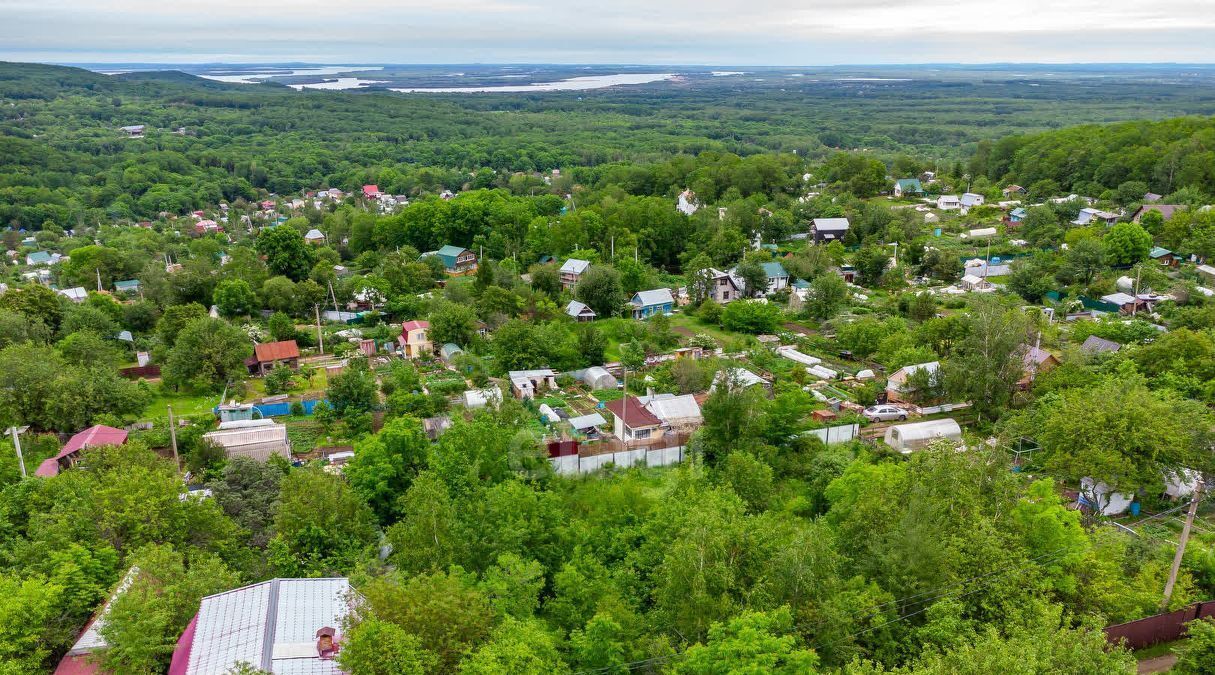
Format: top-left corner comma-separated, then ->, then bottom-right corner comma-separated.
362,184 -> 381,199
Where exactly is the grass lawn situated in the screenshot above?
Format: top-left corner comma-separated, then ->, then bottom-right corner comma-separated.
141,388 -> 222,421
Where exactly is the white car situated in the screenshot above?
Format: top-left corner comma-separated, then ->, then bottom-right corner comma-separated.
864,405 -> 908,422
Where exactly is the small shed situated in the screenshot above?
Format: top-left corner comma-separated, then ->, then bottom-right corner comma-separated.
883,419 -> 962,454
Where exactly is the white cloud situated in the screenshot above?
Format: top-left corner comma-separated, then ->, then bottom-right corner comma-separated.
1,0 -> 1213,63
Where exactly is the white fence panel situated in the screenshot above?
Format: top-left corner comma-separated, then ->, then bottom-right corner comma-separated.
647,446 -> 684,467
615,448 -> 648,468
551,455 -> 580,475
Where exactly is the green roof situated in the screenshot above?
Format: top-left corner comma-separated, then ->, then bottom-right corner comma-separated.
1150,247 -> 1173,258
435,245 -> 469,268
760,261 -> 788,279
114,279 -> 140,291
895,178 -> 923,192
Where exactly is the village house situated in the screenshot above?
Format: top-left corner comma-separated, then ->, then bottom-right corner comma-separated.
398,320 -> 432,359
605,396 -> 663,443
1002,185 -> 1027,197
1150,246 -> 1179,267
960,193 -> 985,209
1081,335 -> 1122,355
893,178 -> 924,197
25,250 -> 59,266
959,274 -> 995,292
630,288 -> 675,319
885,361 -> 940,404
936,195 -> 961,210
559,258 -> 590,290
119,124 -> 145,138
1101,292 -> 1149,314
1019,345 -> 1060,388
35,424 -> 128,477
203,419 -> 291,462
169,577 -> 351,674
246,340 -> 300,375
426,245 -> 478,275
1143,192 -> 1163,203
810,217 -> 850,244
362,184 -> 381,199
1005,207 -> 1027,226
758,261 -> 790,295
1072,207 -> 1119,226
304,228 -> 326,244
1132,204 -> 1183,223
509,369 -> 558,399
702,268 -> 742,304
565,299 -> 597,321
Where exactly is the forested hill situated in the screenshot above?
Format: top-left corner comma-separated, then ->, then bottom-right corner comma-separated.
971,116 -> 1215,199
5,60 -> 1215,229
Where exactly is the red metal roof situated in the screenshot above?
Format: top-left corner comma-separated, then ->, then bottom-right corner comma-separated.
604,396 -> 661,428
401,320 -> 430,332
362,184 -> 380,197
253,340 -> 300,363
36,425 -> 128,478
62,425 -> 128,455
53,654 -> 103,675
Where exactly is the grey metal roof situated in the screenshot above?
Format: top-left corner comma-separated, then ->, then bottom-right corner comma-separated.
812,217 -> 850,231
185,578 -> 351,674
633,288 -> 674,307
560,258 -> 590,274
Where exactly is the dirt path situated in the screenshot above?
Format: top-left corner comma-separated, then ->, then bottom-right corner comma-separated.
1138,654 -> 1177,674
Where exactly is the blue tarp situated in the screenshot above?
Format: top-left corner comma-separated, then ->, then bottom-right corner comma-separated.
214,399 -> 328,418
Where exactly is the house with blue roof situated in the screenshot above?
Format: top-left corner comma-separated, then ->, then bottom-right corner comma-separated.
1006,207 -> 1027,225
630,288 -> 674,319
424,245 -> 478,275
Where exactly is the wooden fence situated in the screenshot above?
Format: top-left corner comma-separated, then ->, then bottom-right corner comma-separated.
1104,600 -> 1215,649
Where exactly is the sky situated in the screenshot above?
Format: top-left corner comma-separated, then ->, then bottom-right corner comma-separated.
2,0 -> 1215,65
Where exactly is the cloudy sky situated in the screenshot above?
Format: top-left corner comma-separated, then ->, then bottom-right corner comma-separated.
2,0 -> 1214,64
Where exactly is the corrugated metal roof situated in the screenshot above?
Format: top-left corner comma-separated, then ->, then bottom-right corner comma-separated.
560,258 -> 590,274
254,341 -> 300,363
605,396 -> 661,428
181,578 -> 350,674
812,217 -> 850,231
633,288 -> 674,307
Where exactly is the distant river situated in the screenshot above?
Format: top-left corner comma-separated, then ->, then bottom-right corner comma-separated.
391,73 -> 676,93
198,66 -> 384,84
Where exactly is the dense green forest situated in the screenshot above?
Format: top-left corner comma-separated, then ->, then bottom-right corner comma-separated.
5,61 -> 1215,229
5,61 -> 1215,674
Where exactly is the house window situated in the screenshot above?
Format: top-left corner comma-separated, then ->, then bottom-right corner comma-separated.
633,428 -> 651,440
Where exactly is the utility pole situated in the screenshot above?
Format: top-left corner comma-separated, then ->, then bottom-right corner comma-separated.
315,304 -> 325,355
7,426 -> 28,478
1162,479 -> 1203,611
167,405 -> 180,470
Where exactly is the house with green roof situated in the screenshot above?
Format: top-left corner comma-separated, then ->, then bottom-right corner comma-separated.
424,245 -> 478,275
1150,247 -> 1178,268
893,178 -> 924,197
760,261 -> 790,295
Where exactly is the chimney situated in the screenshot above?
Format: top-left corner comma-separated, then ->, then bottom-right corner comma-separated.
316,627 -> 339,659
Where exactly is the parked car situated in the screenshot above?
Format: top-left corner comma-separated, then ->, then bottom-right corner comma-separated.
863,405 -> 908,422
